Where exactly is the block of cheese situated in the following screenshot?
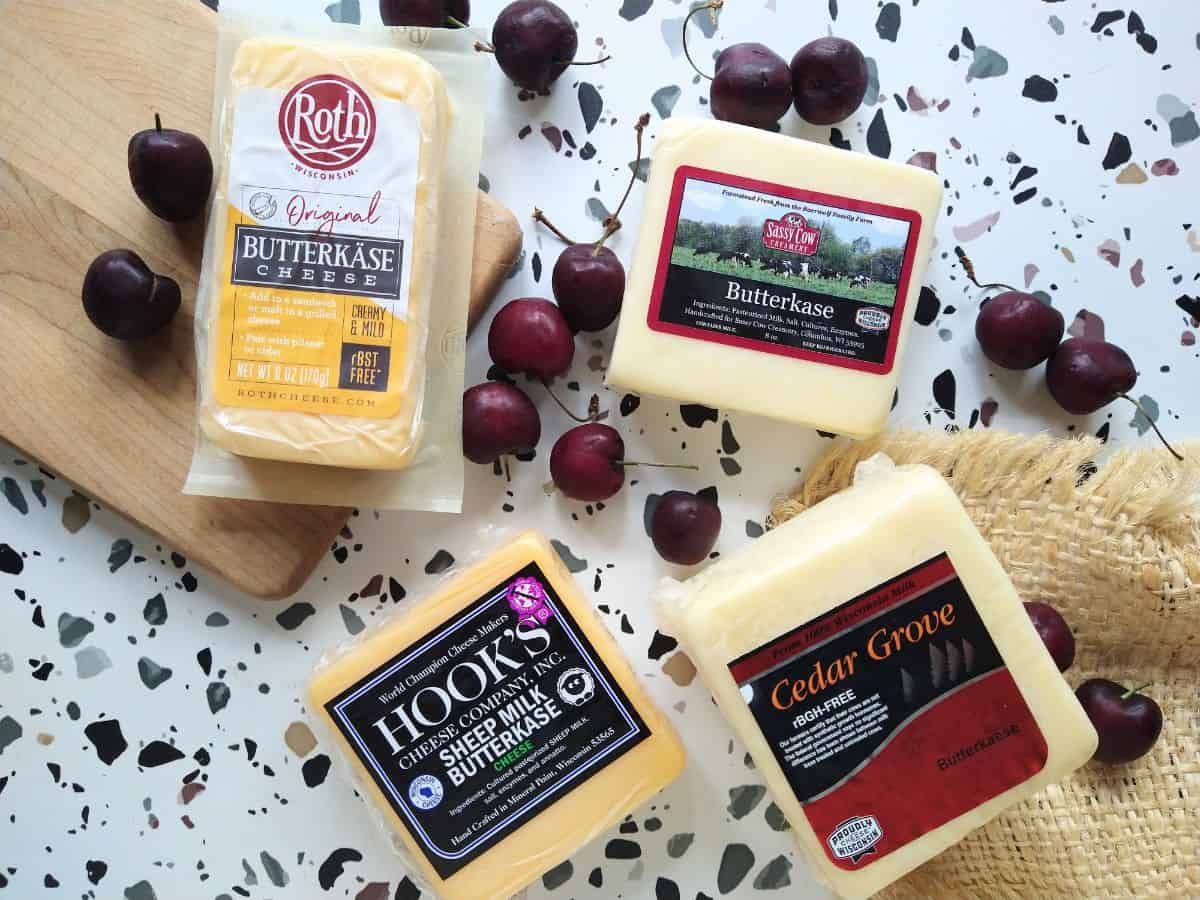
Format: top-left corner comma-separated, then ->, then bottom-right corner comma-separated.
310,530 -> 686,900
608,118 -> 943,439
197,38 -> 449,469
656,457 -> 1097,900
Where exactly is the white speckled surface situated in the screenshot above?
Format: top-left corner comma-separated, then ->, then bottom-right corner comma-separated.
1,1 -> 1198,897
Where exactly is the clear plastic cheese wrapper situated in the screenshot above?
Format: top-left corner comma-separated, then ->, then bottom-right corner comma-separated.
655,455 -> 1097,900
608,118 -> 943,439
309,530 -> 687,900
185,12 -> 485,511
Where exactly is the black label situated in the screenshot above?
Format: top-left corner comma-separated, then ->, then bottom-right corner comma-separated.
325,563 -> 650,879
232,224 -> 403,299
648,170 -> 922,373
730,555 -> 1009,802
338,344 -> 391,392
727,554 -> 1046,869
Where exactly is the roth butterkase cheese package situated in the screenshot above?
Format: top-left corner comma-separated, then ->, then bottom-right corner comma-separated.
185,11 -> 485,511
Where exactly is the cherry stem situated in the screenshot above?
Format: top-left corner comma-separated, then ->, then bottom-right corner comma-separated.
542,380 -> 609,423
532,208 -> 578,246
564,54 -> 612,68
535,114 -> 648,253
954,247 -> 1019,295
154,113 -> 162,132
503,456 -> 512,483
1118,395 -> 1184,461
621,461 -> 700,471
682,0 -> 723,82
474,40 -> 495,54
594,113 -> 651,256
1121,682 -> 1153,701
445,15 -> 468,28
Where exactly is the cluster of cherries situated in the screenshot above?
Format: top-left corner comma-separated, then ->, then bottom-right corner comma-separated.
81,117 -> 214,340
87,0 -> 591,337
461,117 -> 721,566
382,0 -> 607,93
973,250 -> 1174,763
464,306 -> 722,566
683,1 -> 868,130
965,251 -> 1182,460
1025,602 -> 1163,764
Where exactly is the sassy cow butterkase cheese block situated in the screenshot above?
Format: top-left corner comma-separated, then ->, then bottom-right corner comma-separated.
656,458 -> 1097,900
310,531 -> 686,900
198,38 -> 449,469
608,118 -> 943,439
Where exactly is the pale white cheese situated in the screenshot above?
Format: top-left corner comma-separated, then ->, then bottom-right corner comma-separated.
657,458 -> 1097,899
609,119 -> 943,439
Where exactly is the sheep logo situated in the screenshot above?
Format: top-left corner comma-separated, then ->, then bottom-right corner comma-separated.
556,668 -> 596,707
407,774 -> 444,811
506,576 -> 554,628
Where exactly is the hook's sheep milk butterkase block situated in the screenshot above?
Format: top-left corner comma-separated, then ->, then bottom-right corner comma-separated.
197,38 -> 449,469
655,457 -> 1098,900
309,531 -> 686,900
608,118 -> 943,439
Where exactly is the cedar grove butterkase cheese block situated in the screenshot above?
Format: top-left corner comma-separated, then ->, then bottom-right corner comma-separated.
309,531 -> 686,900
608,119 -> 943,439
656,458 -> 1097,900
197,38 -> 449,468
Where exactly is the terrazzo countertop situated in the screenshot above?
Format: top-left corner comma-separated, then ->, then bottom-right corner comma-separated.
2,1 -> 1199,898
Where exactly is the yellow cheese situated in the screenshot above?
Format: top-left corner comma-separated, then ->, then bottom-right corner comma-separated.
310,531 -> 686,900
197,38 -> 449,469
608,118 -> 943,439
656,458 -> 1097,899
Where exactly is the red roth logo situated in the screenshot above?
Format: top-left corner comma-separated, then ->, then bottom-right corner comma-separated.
762,212 -> 822,256
278,74 -> 376,172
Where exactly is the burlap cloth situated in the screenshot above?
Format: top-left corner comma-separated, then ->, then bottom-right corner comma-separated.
767,430 -> 1200,899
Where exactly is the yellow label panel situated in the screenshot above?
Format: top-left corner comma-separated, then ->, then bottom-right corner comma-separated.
213,204 -> 407,419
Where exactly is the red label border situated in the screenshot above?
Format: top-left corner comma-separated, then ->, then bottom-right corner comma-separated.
646,166 -> 923,375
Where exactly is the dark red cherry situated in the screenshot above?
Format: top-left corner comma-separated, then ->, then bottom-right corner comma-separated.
552,244 -> 625,332
790,37 -> 868,125
81,250 -> 181,340
976,292 -> 1065,370
711,42 -> 793,130
492,0 -> 577,91
1045,338 -> 1137,415
549,423 -> 625,501
1076,679 -> 1163,764
381,0 -> 468,25
1023,601 -> 1075,672
128,115 -> 213,222
650,491 -> 722,565
487,298 -> 575,379
462,382 -> 541,464
381,0 -> 440,25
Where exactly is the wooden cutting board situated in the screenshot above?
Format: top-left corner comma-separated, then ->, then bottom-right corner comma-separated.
0,0 -> 522,599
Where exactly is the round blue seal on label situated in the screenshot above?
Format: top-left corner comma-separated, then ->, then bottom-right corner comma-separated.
408,774 -> 445,811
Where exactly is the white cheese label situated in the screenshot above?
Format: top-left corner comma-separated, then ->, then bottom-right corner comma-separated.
214,78 -> 420,417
